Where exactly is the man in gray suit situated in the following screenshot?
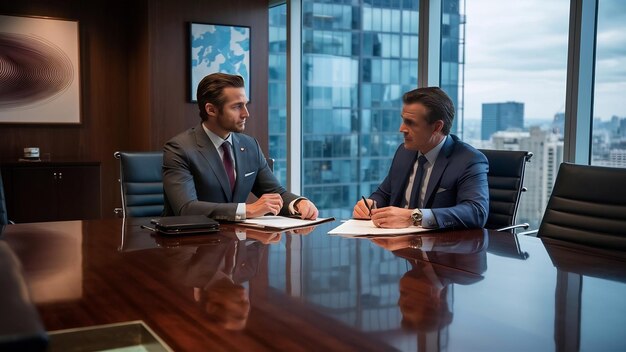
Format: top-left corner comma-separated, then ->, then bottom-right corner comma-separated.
163,73 -> 318,221
353,87 -> 488,229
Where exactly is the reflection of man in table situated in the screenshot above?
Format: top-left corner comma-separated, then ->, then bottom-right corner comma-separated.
175,230 -> 277,331
371,230 -> 487,332
189,238 -> 257,330
166,226 -> 315,330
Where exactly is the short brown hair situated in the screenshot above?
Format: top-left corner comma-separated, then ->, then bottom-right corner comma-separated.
402,87 -> 454,135
197,73 -> 245,121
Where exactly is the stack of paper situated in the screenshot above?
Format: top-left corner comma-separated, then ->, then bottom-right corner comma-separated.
328,219 -> 434,237
239,216 -> 334,231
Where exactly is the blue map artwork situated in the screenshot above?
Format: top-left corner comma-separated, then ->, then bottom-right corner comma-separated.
190,23 -> 250,101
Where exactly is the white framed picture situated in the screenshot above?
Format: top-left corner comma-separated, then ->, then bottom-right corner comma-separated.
0,15 -> 81,124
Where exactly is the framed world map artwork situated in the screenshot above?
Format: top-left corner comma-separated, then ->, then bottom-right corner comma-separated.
189,22 -> 251,102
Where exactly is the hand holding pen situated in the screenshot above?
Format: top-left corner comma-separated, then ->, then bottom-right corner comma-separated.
352,196 -> 377,219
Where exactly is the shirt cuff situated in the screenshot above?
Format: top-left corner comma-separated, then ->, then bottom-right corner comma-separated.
288,197 -> 307,215
420,209 -> 439,228
235,203 -> 246,221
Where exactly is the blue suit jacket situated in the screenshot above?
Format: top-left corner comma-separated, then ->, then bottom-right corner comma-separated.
370,135 -> 489,229
162,124 -> 298,220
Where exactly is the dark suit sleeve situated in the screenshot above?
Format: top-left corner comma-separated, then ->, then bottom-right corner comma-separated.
430,152 -> 489,229
163,138 -> 238,219
369,175 -> 391,208
369,145 -> 405,207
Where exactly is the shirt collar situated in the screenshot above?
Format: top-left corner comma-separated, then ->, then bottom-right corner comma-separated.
422,135 -> 447,165
202,123 -> 233,149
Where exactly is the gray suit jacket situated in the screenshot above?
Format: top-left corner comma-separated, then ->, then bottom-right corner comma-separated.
163,124 -> 298,220
370,134 -> 489,229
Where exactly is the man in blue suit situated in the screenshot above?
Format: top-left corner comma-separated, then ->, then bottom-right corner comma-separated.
163,73 -> 318,221
353,87 -> 488,229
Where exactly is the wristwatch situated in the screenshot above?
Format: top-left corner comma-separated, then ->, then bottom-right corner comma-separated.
411,209 -> 423,226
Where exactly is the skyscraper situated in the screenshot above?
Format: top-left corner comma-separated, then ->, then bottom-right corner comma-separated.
481,101 -> 524,140
491,127 -> 563,228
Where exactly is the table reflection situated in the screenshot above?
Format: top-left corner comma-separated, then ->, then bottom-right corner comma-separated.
130,223 -> 314,331
1,221 -> 82,303
184,233 -> 258,331
372,230 -> 487,333
544,242 -> 626,351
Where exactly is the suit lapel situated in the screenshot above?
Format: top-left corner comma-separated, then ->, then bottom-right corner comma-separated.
194,125 -> 233,201
423,135 -> 455,207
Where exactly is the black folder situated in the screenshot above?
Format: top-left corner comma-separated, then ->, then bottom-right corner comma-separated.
150,215 -> 219,236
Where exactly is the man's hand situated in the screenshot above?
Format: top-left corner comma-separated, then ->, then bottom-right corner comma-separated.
287,226 -> 315,236
246,193 -> 283,218
294,199 -> 318,220
370,235 -> 415,251
371,206 -> 413,228
353,198 -> 376,219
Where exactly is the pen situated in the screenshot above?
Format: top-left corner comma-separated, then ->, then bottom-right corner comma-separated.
361,196 -> 372,217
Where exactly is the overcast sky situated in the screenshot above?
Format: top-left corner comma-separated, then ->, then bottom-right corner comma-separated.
463,0 -> 626,121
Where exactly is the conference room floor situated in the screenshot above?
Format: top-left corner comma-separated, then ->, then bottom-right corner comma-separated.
2,218 -> 625,351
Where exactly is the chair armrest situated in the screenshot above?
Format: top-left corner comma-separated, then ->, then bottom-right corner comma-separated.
496,223 -> 529,232
518,229 -> 538,237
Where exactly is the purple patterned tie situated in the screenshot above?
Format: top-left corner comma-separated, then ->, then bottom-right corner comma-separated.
221,142 -> 235,192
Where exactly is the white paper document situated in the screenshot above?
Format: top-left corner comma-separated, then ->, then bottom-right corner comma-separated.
240,216 -> 334,231
328,219 -> 434,236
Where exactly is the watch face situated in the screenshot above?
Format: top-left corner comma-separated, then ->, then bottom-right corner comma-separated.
411,210 -> 422,225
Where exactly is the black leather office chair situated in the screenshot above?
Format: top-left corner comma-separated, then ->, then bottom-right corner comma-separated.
0,170 -> 8,225
531,163 -> 626,251
114,151 -> 164,218
479,149 -> 533,232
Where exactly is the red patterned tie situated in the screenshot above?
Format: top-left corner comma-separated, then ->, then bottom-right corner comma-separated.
221,142 -> 235,192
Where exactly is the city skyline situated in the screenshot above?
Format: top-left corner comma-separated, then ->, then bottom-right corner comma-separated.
464,0 -> 626,121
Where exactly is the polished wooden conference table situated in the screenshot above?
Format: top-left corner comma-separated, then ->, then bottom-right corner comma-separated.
1,217 -> 626,351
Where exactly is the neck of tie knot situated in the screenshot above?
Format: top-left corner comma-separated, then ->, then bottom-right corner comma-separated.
418,155 -> 428,168
221,142 -> 235,192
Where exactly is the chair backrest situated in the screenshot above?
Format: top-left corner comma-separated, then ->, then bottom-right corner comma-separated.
114,151 -> 164,218
537,163 -> 626,250
0,170 -> 8,225
479,149 -> 533,230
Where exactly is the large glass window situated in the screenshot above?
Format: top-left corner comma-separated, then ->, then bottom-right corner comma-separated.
591,0 -> 626,168
300,0 -> 420,219
269,4 -> 288,185
458,0 -> 570,229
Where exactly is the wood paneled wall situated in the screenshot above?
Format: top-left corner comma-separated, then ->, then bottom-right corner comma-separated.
146,0 -> 269,151
0,0 -> 269,218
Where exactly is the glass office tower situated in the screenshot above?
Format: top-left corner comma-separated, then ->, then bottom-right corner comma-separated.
481,102 -> 524,140
269,5 -> 288,185
269,1 -> 463,218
